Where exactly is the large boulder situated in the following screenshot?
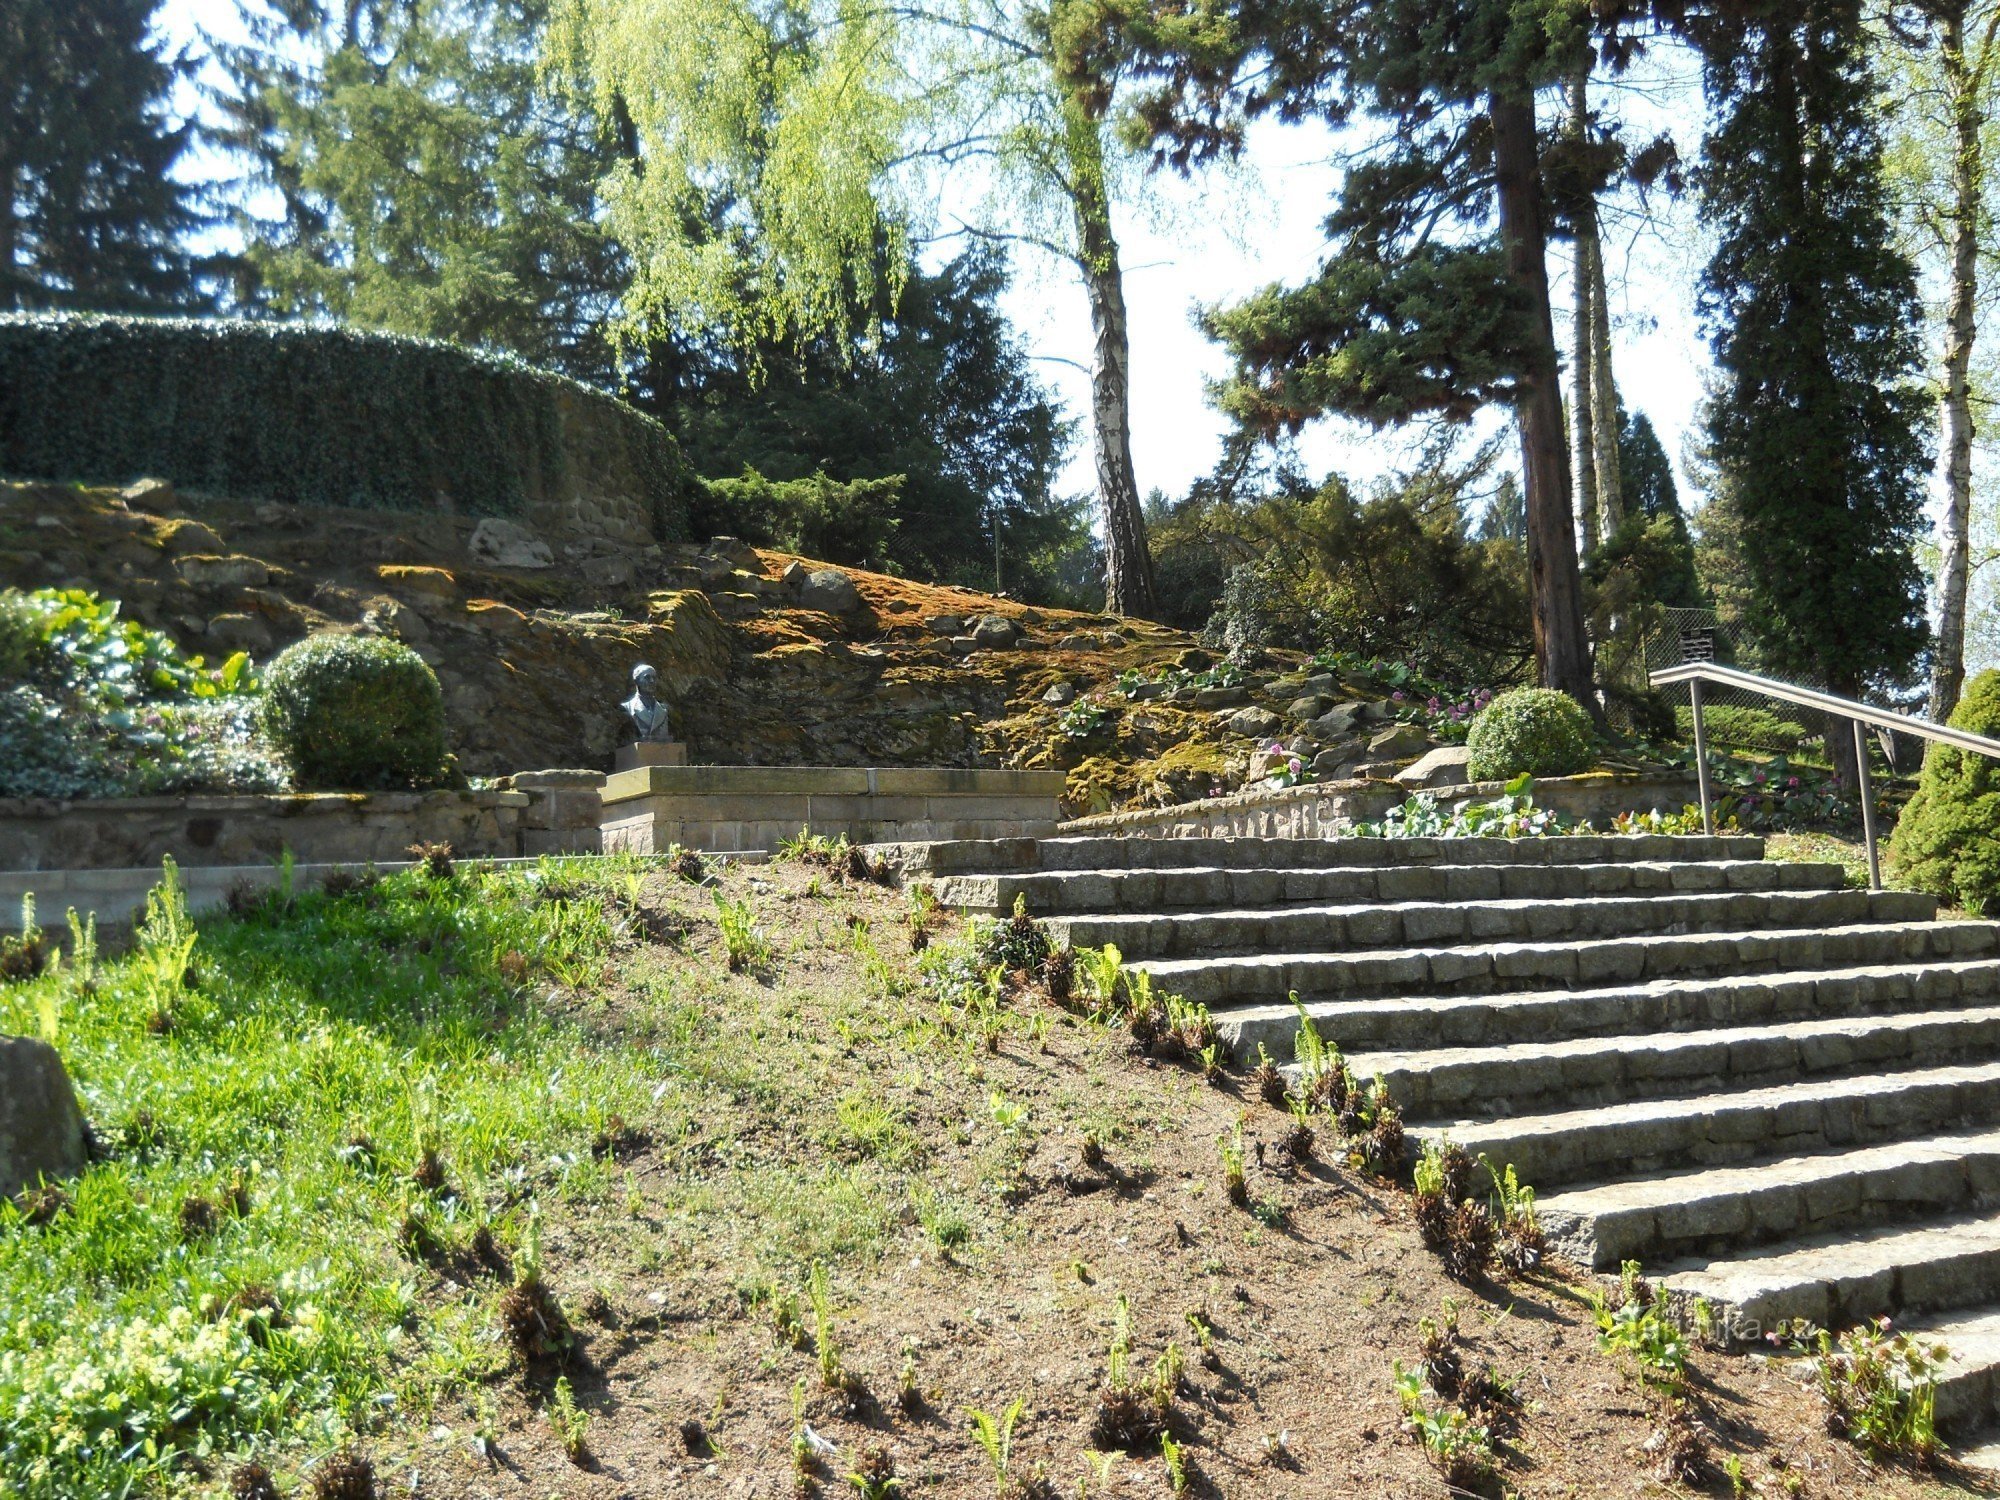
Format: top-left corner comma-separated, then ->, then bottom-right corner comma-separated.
0,1036 -> 88,1200
468,517 -> 554,569
798,569 -> 862,615
1307,703 -> 1363,741
1394,744 -> 1476,789
174,554 -> 271,588
969,614 -> 1021,649
1224,705 -> 1283,739
1367,722 -> 1431,760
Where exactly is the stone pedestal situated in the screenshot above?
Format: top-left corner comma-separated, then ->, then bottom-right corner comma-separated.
616,741 -> 688,772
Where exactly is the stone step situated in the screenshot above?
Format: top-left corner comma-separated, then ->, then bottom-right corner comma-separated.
1904,1305 -> 2000,1436
931,858 -> 1843,916
1057,888 -> 1931,962
1536,1131 -> 2000,1270
1354,1006 -> 2000,1120
1661,1211 -> 2000,1348
876,833 -> 1766,878
1142,920 -> 2000,1010
1217,960 -> 2000,1059
1430,1061 -> 2000,1190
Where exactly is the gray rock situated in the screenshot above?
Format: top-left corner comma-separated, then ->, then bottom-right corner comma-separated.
1054,632 -> 1106,651
1128,681 -> 1169,702
1312,748 -> 1359,777
1307,703 -> 1362,740
782,561 -> 810,589
1368,722 -> 1432,760
159,518 -> 224,555
970,614 -> 1021,648
0,1036 -> 88,1200
926,612 -> 965,635
1043,682 -> 1077,705
174,554 -> 270,589
1395,744 -> 1476,789
703,535 -> 762,570
206,611 -> 275,653
1287,694 -> 1331,722
1225,705 -> 1284,738
468,517 -> 554,569
799,568 -> 862,615
120,476 -> 175,509
582,554 -> 637,590
949,635 -> 979,655
1296,673 -> 1336,697
1193,685 -> 1248,709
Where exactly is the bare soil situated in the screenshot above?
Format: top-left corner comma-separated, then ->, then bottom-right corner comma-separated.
366,859 -> 1996,1500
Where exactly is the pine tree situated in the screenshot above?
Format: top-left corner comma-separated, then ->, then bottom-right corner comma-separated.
1618,409 -> 1680,522
210,0 -> 623,382
1696,1 -> 1931,726
0,0 -> 206,311
1100,0 -> 1604,706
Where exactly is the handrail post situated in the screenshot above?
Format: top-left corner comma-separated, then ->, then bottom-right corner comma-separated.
1853,718 -> 1883,892
1689,679 -> 1715,836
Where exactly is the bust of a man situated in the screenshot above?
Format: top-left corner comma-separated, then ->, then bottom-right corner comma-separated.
622,663 -> 672,743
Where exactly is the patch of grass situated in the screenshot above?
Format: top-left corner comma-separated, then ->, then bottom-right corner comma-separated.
0,856 -> 651,1498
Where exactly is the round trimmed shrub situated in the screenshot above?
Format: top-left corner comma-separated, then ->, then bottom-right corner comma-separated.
1889,669 -> 2000,914
258,635 -> 454,791
1465,687 -> 1596,781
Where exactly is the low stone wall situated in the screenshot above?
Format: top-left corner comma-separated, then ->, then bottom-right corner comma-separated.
0,775 -> 607,873
1060,771 -> 1705,840
600,765 -> 1067,854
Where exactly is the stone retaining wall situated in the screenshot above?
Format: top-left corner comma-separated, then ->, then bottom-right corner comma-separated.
1060,771 -> 1705,840
600,765 -> 1066,854
0,775 -> 607,873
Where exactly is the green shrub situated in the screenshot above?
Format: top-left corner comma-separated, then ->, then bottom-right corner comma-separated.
1673,702 -> 1809,753
0,313 -> 692,538
694,469 -> 904,568
259,635 -> 454,791
1464,688 -> 1596,781
1889,669 -> 2000,914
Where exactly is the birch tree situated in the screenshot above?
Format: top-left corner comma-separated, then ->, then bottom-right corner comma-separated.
1881,0 -> 2000,719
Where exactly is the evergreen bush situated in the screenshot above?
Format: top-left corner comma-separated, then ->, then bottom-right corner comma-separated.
1889,669 -> 2000,914
1465,688 -> 1596,781
0,313 -> 692,537
259,635 -> 455,791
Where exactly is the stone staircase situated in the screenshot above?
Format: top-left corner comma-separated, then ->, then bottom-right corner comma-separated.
880,831 -> 2000,1435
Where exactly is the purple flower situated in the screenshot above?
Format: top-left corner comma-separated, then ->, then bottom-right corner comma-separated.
1392,690 -> 1405,702
1287,758 -> 1303,776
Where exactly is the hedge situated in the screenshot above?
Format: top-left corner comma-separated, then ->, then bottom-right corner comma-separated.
0,313 -> 691,539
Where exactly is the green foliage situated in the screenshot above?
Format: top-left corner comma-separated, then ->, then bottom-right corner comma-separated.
1465,689 -> 1596,781
1189,447 -> 1533,686
1813,1317 -> 1946,1461
1675,703 -> 1808,753
1890,668 -> 2000,912
1353,778 -> 1577,839
677,250 -> 1080,595
0,857 -> 645,1497
697,470 -> 905,570
1589,1262 -> 1687,1390
0,589 -> 275,798
1696,9 -> 1931,695
1393,1363 -> 1495,1487
0,313 -> 691,537
0,0 -> 208,313
209,0 -> 625,385
259,635 -> 454,792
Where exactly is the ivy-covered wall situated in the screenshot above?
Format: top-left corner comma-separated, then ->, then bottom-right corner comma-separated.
0,314 -> 691,543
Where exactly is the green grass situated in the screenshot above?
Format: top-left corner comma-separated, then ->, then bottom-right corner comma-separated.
0,857 -> 656,1498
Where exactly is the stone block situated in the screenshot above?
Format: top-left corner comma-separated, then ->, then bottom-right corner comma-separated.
0,1036 -> 88,1199
615,741 -> 689,771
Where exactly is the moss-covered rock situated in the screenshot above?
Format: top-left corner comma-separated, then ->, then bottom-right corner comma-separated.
1889,669 -> 2000,914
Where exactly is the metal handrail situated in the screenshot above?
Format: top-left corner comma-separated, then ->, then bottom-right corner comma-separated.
1648,661 -> 2000,892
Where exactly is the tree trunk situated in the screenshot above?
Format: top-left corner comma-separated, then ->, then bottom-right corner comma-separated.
1067,113 -> 1158,619
1567,74 -> 1599,556
1588,229 -> 1624,534
1491,88 -> 1597,707
0,155 -> 16,311
1931,1 -> 1980,722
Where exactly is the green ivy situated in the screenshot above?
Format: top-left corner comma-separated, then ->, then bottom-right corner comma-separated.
0,313 -> 692,537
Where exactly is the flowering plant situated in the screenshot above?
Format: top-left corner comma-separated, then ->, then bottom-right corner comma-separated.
1262,740 -> 1310,788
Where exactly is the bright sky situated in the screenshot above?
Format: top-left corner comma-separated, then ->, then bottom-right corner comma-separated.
155,0 -> 1713,511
